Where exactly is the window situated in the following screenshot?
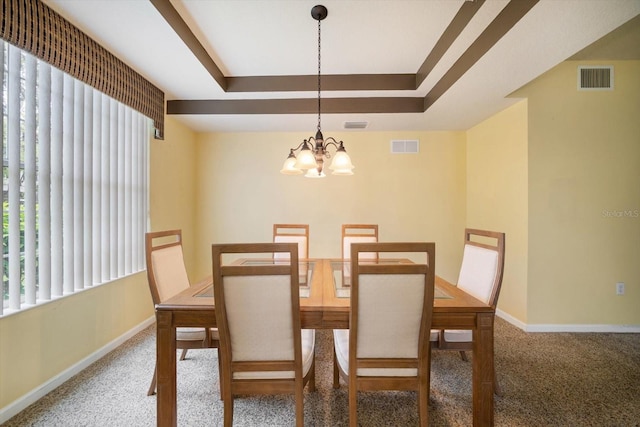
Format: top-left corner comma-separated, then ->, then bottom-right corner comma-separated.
1,40 -> 150,315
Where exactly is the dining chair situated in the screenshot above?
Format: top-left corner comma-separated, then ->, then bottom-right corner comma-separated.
333,242 -> 435,427
431,228 -> 505,396
212,242 -> 316,427
273,223 -> 310,260
145,230 -> 221,396
341,224 -> 378,261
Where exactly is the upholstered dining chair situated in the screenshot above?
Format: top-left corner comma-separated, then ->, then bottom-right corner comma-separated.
212,242 -> 316,427
273,224 -> 309,261
333,242 -> 435,427
145,230 -> 220,396
341,224 -> 378,261
431,228 -> 505,396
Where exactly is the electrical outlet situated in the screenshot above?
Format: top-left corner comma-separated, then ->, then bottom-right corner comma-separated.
616,282 -> 625,295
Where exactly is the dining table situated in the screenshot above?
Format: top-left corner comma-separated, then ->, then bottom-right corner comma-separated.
154,258 -> 495,426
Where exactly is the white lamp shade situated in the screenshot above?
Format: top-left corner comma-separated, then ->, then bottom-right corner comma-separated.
329,149 -> 354,171
294,147 -> 318,170
280,156 -> 303,175
304,168 -> 326,178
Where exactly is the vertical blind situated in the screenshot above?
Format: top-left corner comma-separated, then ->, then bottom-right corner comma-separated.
1,40 -> 149,315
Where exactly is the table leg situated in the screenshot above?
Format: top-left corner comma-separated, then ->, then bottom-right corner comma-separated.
156,311 -> 177,427
472,312 -> 494,426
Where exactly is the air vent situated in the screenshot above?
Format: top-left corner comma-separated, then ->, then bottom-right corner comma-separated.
390,140 -> 419,154
578,66 -> 613,90
343,121 -> 368,129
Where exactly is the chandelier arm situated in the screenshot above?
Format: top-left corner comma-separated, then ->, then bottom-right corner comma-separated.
322,137 -> 342,150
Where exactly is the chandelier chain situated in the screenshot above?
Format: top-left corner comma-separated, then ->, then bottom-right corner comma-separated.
317,16 -> 321,132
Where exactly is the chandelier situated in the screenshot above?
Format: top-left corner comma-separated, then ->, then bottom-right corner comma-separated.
280,5 -> 354,178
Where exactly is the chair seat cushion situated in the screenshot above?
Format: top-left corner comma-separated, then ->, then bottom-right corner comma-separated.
176,327 -> 208,341
333,329 -> 417,377
443,329 -> 472,342
233,329 -> 315,380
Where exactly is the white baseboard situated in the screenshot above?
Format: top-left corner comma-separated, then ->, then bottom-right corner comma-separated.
524,323 -> 640,333
496,309 -> 527,330
0,316 -> 155,424
496,309 -> 640,333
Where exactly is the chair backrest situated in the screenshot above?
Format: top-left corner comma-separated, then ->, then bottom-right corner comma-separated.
273,224 -> 309,261
350,242 -> 435,376
456,228 -> 505,308
145,230 -> 191,305
212,242 -> 303,378
342,224 -> 378,261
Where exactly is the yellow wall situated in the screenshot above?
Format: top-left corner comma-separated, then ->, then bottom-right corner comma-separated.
192,131 -> 467,283
516,60 -> 640,325
467,100 -> 529,322
149,116 -> 199,281
0,273 -> 149,408
0,116 -> 197,412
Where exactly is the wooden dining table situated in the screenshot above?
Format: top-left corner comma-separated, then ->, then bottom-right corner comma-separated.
155,258 -> 495,426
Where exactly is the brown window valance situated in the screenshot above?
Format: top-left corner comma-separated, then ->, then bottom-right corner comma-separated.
0,0 -> 165,138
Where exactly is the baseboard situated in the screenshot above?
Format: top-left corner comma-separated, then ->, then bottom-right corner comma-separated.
0,316 -> 155,424
496,309 -> 527,330
524,323 -> 640,333
496,309 -> 640,333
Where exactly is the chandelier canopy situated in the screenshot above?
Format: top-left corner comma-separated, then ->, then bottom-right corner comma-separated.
280,5 -> 354,178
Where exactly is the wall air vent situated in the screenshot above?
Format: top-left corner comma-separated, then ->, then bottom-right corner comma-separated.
343,121 -> 368,129
390,139 -> 419,154
578,66 -> 613,90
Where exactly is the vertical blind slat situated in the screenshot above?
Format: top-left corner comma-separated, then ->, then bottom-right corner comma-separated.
51,67 -> 64,297
109,100 -> 117,279
124,109 -> 132,274
84,87 -> 93,287
92,91 -> 102,285
100,95 -> 110,282
38,62 -> 52,301
62,74 -> 74,294
117,104 -> 125,276
24,55 -> 37,305
7,45 -> 21,310
0,40 -> 5,316
73,80 -> 84,290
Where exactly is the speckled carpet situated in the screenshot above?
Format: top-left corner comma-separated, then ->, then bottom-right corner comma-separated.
4,318 -> 640,426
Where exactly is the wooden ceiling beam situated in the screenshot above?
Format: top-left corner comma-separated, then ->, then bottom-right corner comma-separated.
167,97 -> 424,115
226,74 -> 417,92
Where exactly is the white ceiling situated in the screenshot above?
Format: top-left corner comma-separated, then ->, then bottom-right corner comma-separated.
42,0 -> 640,133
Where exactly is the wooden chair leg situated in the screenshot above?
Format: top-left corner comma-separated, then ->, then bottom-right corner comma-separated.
459,350 -> 468,362
147,365 -> 157,396
218,349 -> 225,400
223,393 -> 234,427
348,379 -> 357,427
295,379 -> 304,427
179,349 -> 188,361
418,382 -> 428,427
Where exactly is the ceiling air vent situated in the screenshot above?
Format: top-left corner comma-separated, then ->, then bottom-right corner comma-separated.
343,121 -> 368,129
391,140 -> 419,154
578,66 -> 613,91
